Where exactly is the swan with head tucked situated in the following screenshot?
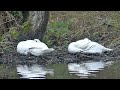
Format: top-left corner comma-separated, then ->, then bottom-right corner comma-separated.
17,39 -> 54,56
29,41 -> 55,56
17,39 -> 39,55
82,41 -> 113,54
68,38 -> 91,53
68,38 -> 113,54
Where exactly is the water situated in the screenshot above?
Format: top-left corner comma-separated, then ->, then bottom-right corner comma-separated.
68,60 -> 114,78
17,64 -> 54,79
0,60 -> 120,79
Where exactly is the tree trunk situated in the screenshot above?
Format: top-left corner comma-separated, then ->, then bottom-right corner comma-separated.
21,11 -> 29,23
18,11 -> 49,41
29,11 -> 49,41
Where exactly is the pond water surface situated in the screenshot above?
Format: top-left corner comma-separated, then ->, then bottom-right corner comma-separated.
1,59 -> 120,79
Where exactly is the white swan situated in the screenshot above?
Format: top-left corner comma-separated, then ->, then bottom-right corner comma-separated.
17,39 -> 55,56
82,41 -> 113,54
17,39 -> 39,55
29,47 -> 55,56
68,38 -> 113,54
68,38 -> 92,53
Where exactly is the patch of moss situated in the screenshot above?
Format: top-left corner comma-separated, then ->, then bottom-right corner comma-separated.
22,21 -> 31,32
9,27 -> 20,39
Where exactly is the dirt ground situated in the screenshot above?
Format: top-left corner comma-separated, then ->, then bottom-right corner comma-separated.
0,45 -> 120,66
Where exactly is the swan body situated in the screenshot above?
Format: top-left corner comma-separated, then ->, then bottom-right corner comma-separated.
17,39 -> 54,56
82,41 -> 113,54
68,38 -> 113,54
68,38 -> 91,53
29,47 -> 55,56
17,39 -> 38,55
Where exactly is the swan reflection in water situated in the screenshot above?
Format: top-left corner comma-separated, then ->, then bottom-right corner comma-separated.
16,60 -> 114,79
17,64 -> 54,79
68,60 -> 114,78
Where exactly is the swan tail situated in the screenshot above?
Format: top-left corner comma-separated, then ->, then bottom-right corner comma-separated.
105,48 -> 113,51
42,48 -> 55,54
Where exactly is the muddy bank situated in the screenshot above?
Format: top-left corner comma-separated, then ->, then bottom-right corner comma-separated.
0,45 -> 120,65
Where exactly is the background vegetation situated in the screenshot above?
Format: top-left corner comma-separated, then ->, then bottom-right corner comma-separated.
43,11 -> 120,50
0,11 -> 120,52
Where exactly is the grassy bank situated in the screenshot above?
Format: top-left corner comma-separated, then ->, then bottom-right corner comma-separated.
43,11 -> 120,49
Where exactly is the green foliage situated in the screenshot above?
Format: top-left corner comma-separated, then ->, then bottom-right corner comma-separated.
9,27 -> 19,39
22,21 -> 31,32
8,21 -> 31,39
43,21 -> 71,47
